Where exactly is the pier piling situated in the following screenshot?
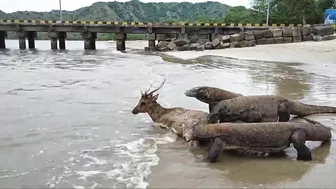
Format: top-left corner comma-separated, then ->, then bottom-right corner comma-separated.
27,31 -> 37,49
0,31 -> 6,49
83,32 -> 96,50
49,32 -> 58,50
59,32 -> 66,50
115,33 -> 126,51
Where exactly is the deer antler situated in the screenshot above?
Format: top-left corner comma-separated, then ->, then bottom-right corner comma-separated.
147,78 -> 166,96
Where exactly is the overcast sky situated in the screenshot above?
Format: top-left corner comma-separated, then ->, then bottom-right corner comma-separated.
2,0 -> 251,13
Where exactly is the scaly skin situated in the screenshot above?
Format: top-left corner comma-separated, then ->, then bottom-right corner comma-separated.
187,118 -> 332,163
208,95 -> 336,123
184,86 -> 243,112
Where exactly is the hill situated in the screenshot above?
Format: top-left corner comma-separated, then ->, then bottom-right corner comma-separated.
0,0 -> 231,23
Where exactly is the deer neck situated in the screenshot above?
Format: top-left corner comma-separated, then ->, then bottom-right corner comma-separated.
147,101 -> 167,122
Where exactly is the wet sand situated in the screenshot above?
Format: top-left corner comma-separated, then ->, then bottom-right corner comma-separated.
136,40 -> 336,188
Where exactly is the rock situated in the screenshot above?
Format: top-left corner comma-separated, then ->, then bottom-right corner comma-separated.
283,37 -> 293,43
292,36 -> 302,43
246,40 -> 256,47
211,38 -> 221,48
216,42 -> 231,49
274,37 -> 284,44
204,42 -> 214,49
157,41 -> 169,49
263,30 -> 273,38
230,33 -> 243,42
292,28 -> 301,37
188,35 -> 200,43
313,25 -> 334,36
197,38 -> 209,45
173,38 -> 190,47
188,43 -> 199,50
271,29 -> 283,38
244,32 -> 255,41
253,30 -> 264,39
238,41 -> 249,48
195,45 -> 205,51
301,26 -> 312,36
221,35 -> 230,43
167,41 -> 177,50
265,38 -> 275,44
230,41 -> 240,48
322,35 -> 336,41
302,35 -> 313,41
157,47 -> 170,52
282,28 -> 293,37
257,38 -> 266,45
312,35 -> 322,42
176,44 -> 190,51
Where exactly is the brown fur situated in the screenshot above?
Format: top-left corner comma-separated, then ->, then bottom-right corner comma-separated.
132,79 -> 209,144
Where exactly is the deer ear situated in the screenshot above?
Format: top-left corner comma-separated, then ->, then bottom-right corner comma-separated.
153,94 -> 159,100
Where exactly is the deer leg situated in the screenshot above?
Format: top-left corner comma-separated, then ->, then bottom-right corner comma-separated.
291,130 -> 312,161
278,101 -> 291,122
207,137 -> 224,163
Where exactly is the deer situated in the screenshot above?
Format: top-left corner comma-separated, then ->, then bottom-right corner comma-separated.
131,78 -> 210,147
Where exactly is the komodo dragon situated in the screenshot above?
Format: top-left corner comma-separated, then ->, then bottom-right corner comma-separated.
184,86 -> 243,112
186,117 -> 332,163
207,94 -> 336,123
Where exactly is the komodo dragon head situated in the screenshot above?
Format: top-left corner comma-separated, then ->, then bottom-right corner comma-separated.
132,78 -> 166,114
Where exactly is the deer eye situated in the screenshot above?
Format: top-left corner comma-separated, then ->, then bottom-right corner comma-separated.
141,102 -> 146,106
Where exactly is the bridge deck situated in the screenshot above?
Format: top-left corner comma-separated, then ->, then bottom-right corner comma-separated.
0,20 -> 306,34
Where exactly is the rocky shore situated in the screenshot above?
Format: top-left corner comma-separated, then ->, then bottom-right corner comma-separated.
151,24 -> 336,52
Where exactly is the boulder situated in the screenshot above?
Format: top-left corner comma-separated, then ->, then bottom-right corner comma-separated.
257,38 -> 266,45
283,37 -> 293,43
238,41 -> 249,48
157,47 -> 170,52
322,35 -> 336,41
204,42 -> 214,49
282,28 -> 293,37
263,30 -> 273,38
246,40 -> 256,47
265,38 -> 275,44
271,29 -> 283,38
292,36 -> 302,43
253,30 -> 264,39
312,35 -> 322,42
215,42 -> 231,49
197,38 -> 210,45
274,37 -> 284,44
173,38 -> 190,47
157,41 -> 169,49
292,28 -> 301,37
176,44 -> 191,51
301,26 -> 312,36
188,43 -> 199,50
230,33 -> 243,42
167,41 -> 177,50
244,32 -> 255,41
230,41 -> 240,48
211,38 -> 221,48
313,25 -> 334,36
303,35 -> 313,41
195,45 -> 205,51
221,35 -> 231,43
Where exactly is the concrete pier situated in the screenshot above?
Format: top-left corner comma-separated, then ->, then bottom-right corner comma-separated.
59,32 -> 66,50
147,33 -> 156,51
83,32 -> 97,50
0,31 -> 6,49
27,31 -> 37,49
16,31 -> 27,50
49,32 -> 58,50
115,33 -> 126,51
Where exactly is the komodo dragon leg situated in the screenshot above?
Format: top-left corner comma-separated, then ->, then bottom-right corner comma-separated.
278,101 -> 291,122
207,137 -> 224,163
291,130 -> 312,161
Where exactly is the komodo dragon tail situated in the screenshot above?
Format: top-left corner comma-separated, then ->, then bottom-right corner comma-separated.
288,100 -> 336,117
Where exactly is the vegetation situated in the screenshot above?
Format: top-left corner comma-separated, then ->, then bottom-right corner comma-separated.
1,0 -> 335,40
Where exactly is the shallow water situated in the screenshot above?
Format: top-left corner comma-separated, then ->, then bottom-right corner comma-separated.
0,39 -> 336,188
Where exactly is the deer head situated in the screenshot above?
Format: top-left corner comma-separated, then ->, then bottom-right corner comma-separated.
132,78 -> 166,114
